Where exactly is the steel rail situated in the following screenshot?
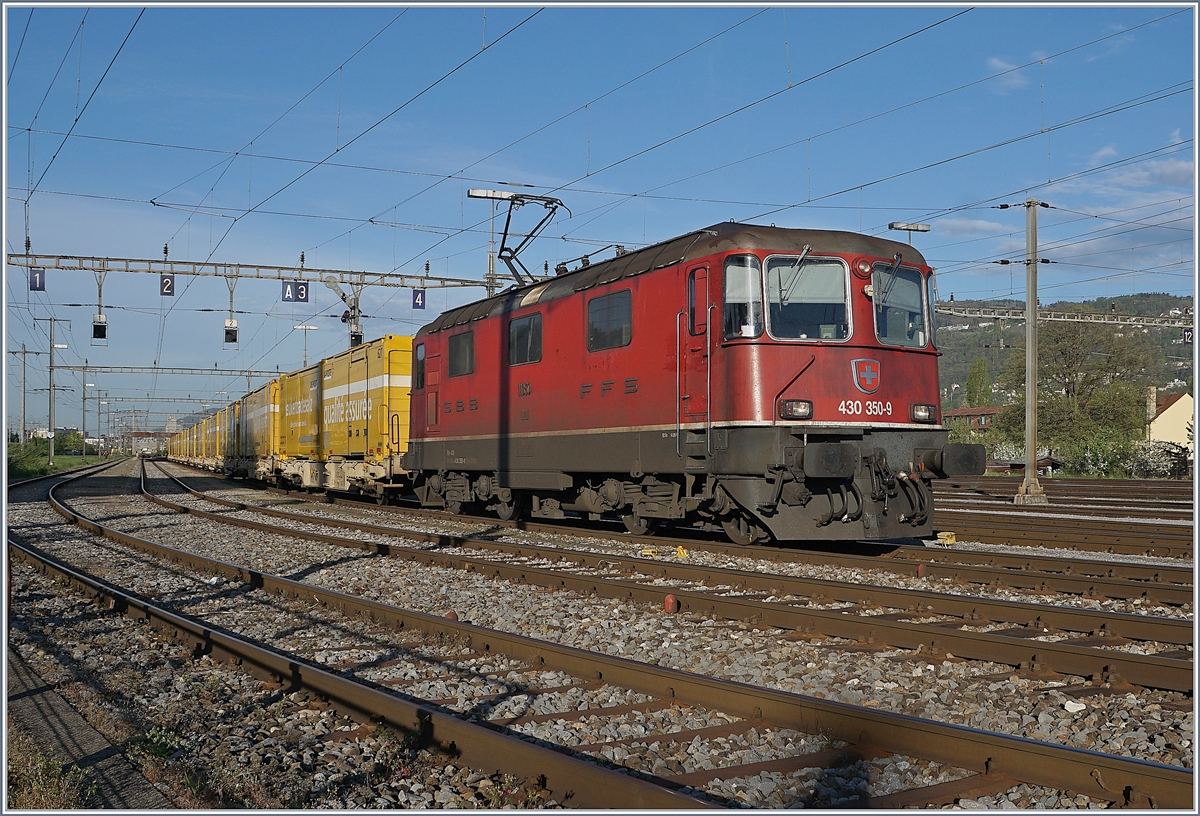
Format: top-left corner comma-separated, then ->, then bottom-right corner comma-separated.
935,496 -> 1194,522
8,539 -> 706,810
935,477 -> 1195,502
149,464 -> 1191,646
932,510 -> 1192,558
239,477 -> 1195,603
140,466 -> 1193,692
5,458 -> 127,490
27,483 -> 709,809
39,468 -> 1195,808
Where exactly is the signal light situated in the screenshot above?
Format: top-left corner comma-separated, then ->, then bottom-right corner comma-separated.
224,318 -> 239,345
92,313 -> 108,341
911,404 -> 938,423
780,400 -> 813,420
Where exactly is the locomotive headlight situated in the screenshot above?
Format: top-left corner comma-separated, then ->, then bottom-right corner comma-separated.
780,400 -> 813,420
911,403 -> 938,423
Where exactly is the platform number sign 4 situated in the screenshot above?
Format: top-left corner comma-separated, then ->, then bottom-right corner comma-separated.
413,289 -> 426,310
29,269 -> 45,292
161,274 -> 175,296
282,281 -> 309,302
1185,328 -> 1194,345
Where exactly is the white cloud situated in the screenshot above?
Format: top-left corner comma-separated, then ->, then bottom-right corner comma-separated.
986,57 -> 1030,92
936,218 -> 1007,237
1089,145 -> 1119,166
1108,158 -> 1194,189
1168,128 -> 1183,145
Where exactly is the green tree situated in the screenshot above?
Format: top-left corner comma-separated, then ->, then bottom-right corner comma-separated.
56,431 -> 84,453
993,322 -> 1159,475
964,357 -> 991,407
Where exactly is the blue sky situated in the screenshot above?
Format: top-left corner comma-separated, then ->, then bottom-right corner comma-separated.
4,4 -> 1195,433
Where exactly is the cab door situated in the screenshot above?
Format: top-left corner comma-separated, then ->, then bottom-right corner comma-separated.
424,351 -> 442,435
680,266 -> 710,423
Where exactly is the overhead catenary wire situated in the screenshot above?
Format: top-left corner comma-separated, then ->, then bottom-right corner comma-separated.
29,9 -> 143,198
7,8 -> 35,85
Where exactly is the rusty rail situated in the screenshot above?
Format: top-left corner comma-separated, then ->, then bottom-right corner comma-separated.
141,464 -> 1192,692
33,467 -> 1194,807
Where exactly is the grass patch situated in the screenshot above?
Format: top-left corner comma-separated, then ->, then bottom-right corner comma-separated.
6,717 -> 97,808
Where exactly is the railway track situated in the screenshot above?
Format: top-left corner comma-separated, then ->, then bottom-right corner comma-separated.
173,462 -> 1192,605
931,507 -> 1192,558
8,460 -> 1193,808
934,495 -> 1193,522
935,476 -> 1195,504
146,462 -> 1192,694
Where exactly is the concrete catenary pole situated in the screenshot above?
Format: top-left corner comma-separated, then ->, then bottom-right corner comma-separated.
33,317 -> 67,464
7,345 -> 47,444
1015,199 -> 1048,505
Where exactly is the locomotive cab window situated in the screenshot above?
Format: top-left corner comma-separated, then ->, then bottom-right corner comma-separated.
766,255 -> 849,340
723,255 -> 764,339
587,290 -> 632,351
509,313 -> 542,365
872,262 -> 928,348
413,343 -> 425,389
688,268 -> 708,335
448,331 -> 474,376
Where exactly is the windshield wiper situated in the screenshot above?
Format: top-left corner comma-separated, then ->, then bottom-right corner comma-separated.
877,252 -> 903,304
778,244 -> 811,305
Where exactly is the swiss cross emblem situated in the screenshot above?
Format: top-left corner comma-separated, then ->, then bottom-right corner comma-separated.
852,359 -> 881,394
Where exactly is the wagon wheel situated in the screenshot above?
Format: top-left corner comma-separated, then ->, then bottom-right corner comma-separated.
721,514 -> 768,546
375,491 -> 389,506
621,513 -> 660,536
494,492 -> 527,521
444,499 -> 463,515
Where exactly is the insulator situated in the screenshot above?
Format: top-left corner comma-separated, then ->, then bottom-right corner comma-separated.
24,236 -> 31,253
544,260 -> 549,274
300,251 -> 305,269
163,243 -> 169,261
425,260 -> 430,275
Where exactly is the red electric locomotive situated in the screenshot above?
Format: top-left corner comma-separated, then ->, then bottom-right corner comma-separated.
403,222 -> 984,545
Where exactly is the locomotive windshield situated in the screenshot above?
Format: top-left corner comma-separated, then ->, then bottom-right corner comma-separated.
872,262 -> 929,347
723,255 -> 764,339
766,255 -> 849,340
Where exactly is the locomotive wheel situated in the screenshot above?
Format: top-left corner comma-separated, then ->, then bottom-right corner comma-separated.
621,513 -> 660,536
444,500 -> 463,515
722,514 -> 768,546
375,492 -> 389,506
494,492 -> 527,521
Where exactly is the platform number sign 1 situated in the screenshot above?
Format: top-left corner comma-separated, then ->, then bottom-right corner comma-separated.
413,289 -> 426,310
29,269 -> 45,292
161,274 -> 175,296
282,280 -> 309,302
1185,328 -> 1193,345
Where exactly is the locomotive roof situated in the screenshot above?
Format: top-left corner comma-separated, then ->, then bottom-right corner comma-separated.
416,222 -> 926,336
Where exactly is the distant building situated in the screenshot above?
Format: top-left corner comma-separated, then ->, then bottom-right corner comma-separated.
944,405 -> 1001,430
1148,391 -> 1194,449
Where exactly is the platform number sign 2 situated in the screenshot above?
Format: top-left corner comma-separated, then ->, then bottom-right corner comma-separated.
29,269 -> 45,292
282,281 -> 309,302
161,274 -> 175,296
413,289 -> 426,310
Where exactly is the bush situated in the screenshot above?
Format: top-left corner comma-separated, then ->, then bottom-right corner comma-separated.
6,442 -> 51,479
1127,441 -> 1192,479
